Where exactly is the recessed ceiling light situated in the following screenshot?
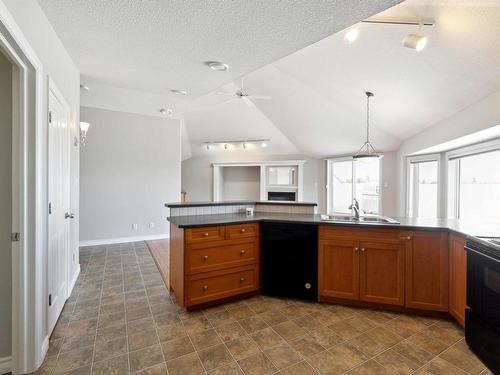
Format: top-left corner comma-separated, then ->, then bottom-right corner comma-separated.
170,89 -> 187,96
344,28 -> 359,44
403,33 -> 427,51
80,84 -> 90,91
207,61 -> 229,71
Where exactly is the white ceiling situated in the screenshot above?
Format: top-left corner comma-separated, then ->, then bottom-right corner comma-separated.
38,0 -> 402,97
40,0 -> 500,159
186,0 -> 500,157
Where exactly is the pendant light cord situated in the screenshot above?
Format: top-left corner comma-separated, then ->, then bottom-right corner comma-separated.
366,93 -> 370,144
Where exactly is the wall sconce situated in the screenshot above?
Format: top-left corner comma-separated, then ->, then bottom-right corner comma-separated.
75,121 -> 90,147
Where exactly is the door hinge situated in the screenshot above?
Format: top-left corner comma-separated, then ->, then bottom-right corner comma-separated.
49,294 -> 52,306
11,232 -> 21,242
49,202 -> 52,214
48,111 -> 52,123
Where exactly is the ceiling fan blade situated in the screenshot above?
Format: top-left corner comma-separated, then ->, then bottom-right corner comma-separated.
248,95 -> 271,100
242,97 -> 255,108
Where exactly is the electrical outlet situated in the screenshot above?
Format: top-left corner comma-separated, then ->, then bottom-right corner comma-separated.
132,223 -> 138,230
149,222 -> 155,229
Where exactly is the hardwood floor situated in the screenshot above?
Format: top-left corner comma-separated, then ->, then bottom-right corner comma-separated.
146,239 -> 169,289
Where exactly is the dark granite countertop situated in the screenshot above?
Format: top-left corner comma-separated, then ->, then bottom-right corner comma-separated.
165,200 -> 317,208
167,212 -> 500,238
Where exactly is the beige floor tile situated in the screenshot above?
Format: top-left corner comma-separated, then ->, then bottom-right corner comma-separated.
60,333 -> 96,353
54,346 -> 94,374
374,348 -> 419,374
280,361 -> 317,375
237,352 -> 277,375
133,362 -> 168,374
207,361 -> 244,375
391,341 -> 435,367
216,322 -> 246,342
272,321 -> 306,341
438,340 -> 486,374
406,330 -> 450,355
264,343 -> 302,369
258,310 -> 288,326
182,316 -> 212,333
94,336 -> 127,362
128,329 -> 159,352
239,316 -> 268,334
129,344 -> 164,373
422,356 -> 469,374
198,343 -> 234,371
92,354 -> 129,375
190,328 -> 222,350
226,336 -> 261,360
166,352 -> 205,375
251,327 -> 285,350
161,336 -> 194,360
96,323 -> 126,343
347,360 -> 387,375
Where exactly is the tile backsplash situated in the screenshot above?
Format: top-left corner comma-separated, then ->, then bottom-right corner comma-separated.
169,203 -> 314,217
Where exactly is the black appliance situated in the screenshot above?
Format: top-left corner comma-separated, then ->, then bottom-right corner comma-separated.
465,236 -> 500,374
261,222 -> 318,301
267,191 -> 296,201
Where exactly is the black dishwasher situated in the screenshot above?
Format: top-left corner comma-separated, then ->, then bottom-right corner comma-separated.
261,222 -> 318,301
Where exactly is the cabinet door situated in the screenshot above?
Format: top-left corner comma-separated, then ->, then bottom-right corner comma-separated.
449,234 -> 467,327
405,231 -> 449,311
359,240 -> 405,306
319,239 -> 359,300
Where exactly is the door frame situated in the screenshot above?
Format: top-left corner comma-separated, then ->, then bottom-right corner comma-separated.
1,5 -> 47,374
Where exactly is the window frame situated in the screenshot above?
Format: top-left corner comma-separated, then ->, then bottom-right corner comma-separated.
445,138 -> 500,219
326,157 -> 382,215
405,154 -> 441,218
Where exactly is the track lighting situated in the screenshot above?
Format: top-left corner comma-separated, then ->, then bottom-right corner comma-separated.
402,33 -> 428,51
344,28 -> 359,44
203,139 -> 271,151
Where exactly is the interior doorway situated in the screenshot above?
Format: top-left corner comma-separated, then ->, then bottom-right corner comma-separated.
47,81 -> 71,335
0,45 -> 13,375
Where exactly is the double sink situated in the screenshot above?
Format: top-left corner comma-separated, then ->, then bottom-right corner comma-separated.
320,214 -> 400,224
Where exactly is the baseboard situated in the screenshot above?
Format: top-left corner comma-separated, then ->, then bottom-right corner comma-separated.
79,234 -> 169,247
68,265 -> 81,298
0,356 -> 12,374
41,335 -> 49,360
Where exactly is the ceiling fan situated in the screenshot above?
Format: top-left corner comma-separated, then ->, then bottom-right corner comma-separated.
216,78 -> 271,108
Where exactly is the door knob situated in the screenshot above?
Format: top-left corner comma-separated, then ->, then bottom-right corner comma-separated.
65,212 -> 75,219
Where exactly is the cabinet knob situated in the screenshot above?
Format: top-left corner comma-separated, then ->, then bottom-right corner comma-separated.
203,285 -> 208,291
360,248 -> 365,252
354,247 -> 359,252
203,255 -> 209,261
400,236 -> 411,240
240,250 -> 246,255
240,277 -> 245,283
240,228 -> 246,233
202,232 -> 209,237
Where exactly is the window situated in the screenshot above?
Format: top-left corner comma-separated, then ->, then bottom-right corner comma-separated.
407,157 -> 439,218
328,158 -> 380,214
448,147 -> 500,223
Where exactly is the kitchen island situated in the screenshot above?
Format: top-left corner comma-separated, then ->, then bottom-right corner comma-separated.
166,201 -> 496,327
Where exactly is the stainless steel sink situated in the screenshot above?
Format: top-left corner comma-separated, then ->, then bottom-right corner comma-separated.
320,214 -> 399,224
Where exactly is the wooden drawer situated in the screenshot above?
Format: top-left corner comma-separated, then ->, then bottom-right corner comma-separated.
226,224 -> 258,240
319,225 -> 405,242
186,266 -> 259,306
185,226 -> 225,244
187,242 -> 258,274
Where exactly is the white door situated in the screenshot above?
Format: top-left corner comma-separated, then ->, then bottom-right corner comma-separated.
47,82 -> 71,334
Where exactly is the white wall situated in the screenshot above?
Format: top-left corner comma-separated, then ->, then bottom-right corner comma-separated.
396,90 -> 500,215
221,166 -> 260,201
181,154 -> 326,211
80,107 -> 181,243
0,50 -> 12,362
1,0 -> 80,369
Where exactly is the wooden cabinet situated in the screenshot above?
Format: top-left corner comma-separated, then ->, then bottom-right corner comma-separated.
405,231 -> 449,311
359,240 -> 405,306
449,234 -> 467,326
319,239 -> 359,300
170,223 -> 260,309
319,226 -> 405,306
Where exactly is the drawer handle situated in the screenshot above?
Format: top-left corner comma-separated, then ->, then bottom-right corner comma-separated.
240,228 -> 246,233
240,277 -> 245,283
202,285 -> 208,291
354,247 -> 359,252
202,232 -> 209,237
240,250 -> 246,255
203,255 -> 209,261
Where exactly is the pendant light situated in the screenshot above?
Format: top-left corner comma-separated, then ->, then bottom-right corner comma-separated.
353,91 -> 383,159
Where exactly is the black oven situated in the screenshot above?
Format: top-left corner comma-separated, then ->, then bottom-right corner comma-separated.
465,237 -> 500,374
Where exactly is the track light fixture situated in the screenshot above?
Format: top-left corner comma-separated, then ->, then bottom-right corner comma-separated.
203,139 -> 271,151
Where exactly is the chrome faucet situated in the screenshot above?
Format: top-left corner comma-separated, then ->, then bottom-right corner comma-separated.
349,198 -> 360,219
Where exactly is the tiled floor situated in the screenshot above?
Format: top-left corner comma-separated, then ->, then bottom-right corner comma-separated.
34,242 -> 492,375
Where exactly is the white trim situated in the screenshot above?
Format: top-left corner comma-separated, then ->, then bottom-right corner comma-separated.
0,5 -> 46,373
212,160 -> 306,167
40,336 -> 49,365
80,234 -> 169,247
0,356 -> 12,374
68,265 -> 80,299
446,137 -> 500,160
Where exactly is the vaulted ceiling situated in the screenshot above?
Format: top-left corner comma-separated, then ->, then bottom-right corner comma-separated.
40,0 -> 500,159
